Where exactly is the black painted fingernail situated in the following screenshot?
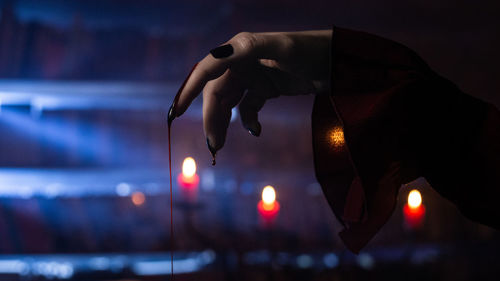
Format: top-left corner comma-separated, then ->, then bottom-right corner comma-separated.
206,138 -> 217,166
248,128 -> 259,137
246,122 -> 261,137
169,63 -> 198,123
167,104 -> 176,125
210,44 -> 233,58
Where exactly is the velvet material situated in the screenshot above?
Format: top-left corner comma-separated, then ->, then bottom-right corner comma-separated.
312,26 -> 500,253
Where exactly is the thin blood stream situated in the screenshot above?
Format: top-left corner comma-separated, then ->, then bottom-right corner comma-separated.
168,122 -> 174,280
166,62 -> 204,279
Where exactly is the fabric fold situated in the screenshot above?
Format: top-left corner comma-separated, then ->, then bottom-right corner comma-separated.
312,26 -> 500,253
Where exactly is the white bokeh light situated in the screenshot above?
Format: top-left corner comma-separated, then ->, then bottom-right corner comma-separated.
262,185 -> 276,205
182,157 -> 197,178
408,189 -> 422,208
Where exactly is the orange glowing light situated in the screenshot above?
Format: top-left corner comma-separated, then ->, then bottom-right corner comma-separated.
131,191 -> 146,206
182,157 -> 197,178
407,189 -> 422,209
258,185 -> 280,225
258,200 -> 280,215
328,126 -> 345,148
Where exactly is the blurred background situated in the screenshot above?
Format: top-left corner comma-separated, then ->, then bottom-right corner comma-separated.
0,0 -> 499,280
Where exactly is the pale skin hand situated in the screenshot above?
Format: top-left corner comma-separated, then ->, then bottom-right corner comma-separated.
172,30 -> 332,154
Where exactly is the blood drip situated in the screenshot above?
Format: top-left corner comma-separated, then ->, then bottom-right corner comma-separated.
168,121 -> 174,280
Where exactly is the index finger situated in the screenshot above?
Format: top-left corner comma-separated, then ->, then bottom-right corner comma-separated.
172,32 -> 290,117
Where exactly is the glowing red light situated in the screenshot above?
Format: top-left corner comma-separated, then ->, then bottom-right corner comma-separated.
257,185 -> 280,228
403,190 -> 425,229
178,157 -> 200,203
258,200 -> 280,217
177,173 -> 200,189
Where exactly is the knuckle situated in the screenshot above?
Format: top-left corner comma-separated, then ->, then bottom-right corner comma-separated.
204,83 -> 224,101
233,32 -> 258,53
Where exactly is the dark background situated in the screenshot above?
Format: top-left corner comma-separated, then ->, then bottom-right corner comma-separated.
0,0 -> 498,280
0,0 -> 499,106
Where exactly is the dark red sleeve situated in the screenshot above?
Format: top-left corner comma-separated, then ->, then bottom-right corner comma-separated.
312,26 -> 500,253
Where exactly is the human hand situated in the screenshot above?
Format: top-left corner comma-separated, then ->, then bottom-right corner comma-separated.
168,30 -> 332,157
